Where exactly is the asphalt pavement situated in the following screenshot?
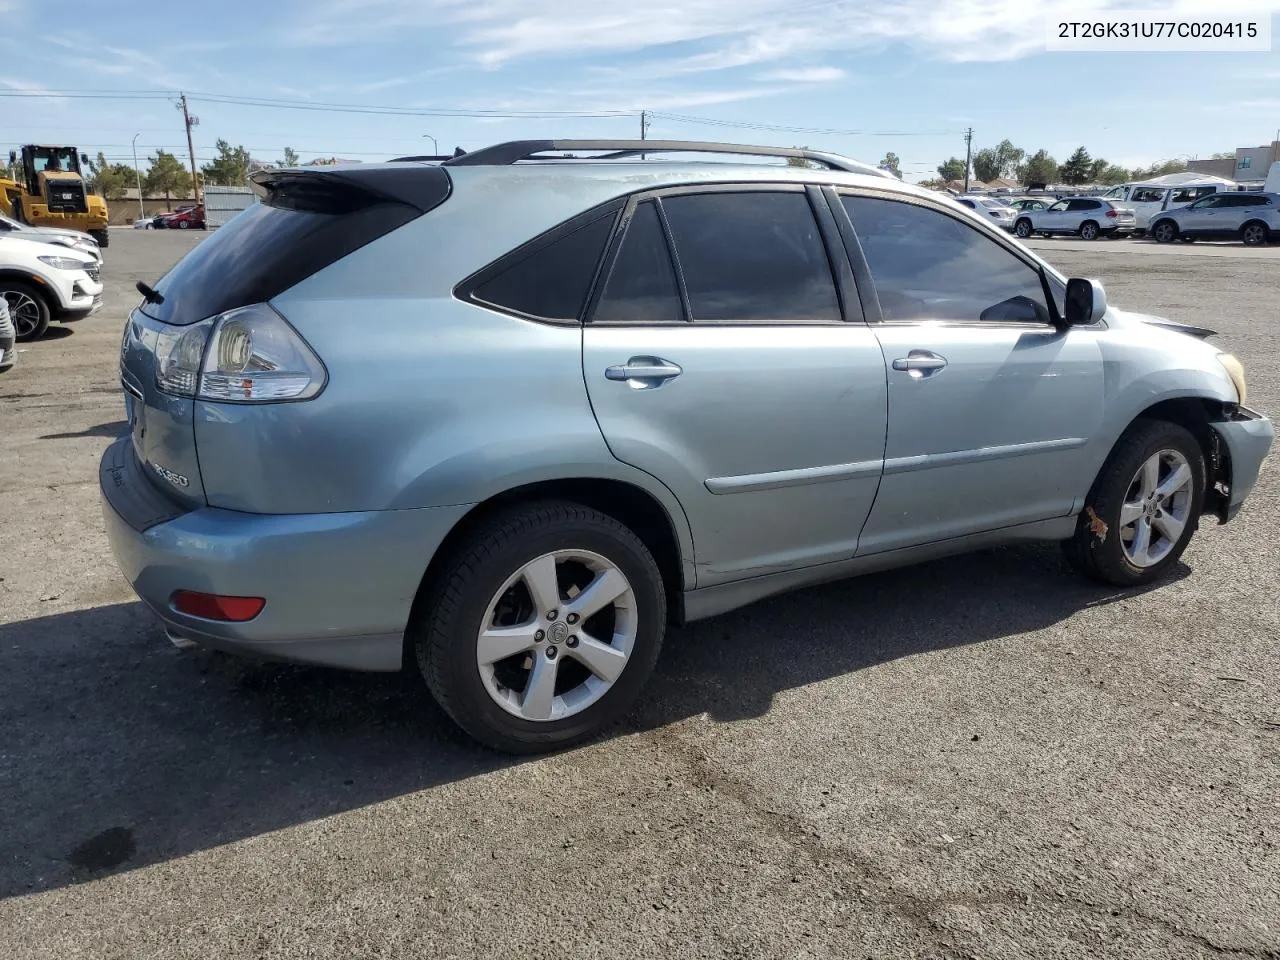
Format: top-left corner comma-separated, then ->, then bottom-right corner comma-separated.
0,230 -> 1276,959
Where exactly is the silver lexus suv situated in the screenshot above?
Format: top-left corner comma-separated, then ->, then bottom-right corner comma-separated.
102,140 -> 1274,753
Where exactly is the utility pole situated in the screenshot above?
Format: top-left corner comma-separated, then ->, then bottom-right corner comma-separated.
964,127 -> 973,193
178,93 -> 201,205
640,109 -> 648,160
131,133 -> 145,222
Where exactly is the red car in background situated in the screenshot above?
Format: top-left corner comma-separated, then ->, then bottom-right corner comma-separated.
160,204 -> 205,230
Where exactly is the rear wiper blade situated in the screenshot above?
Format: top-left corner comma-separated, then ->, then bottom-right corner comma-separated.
135,280 -> 164,305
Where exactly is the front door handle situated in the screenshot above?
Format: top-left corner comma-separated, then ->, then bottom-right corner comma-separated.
892,351 -> 948,378
605,356 -> 683,387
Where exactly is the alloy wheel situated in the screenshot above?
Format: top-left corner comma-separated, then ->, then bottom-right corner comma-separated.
476,549 -> 637,722
3,291 -> 41,339
1119,449 -> 1194,568
1081,222 -> 1098,240
1242,223 -> 1266,246
1016,220 -> 1032,238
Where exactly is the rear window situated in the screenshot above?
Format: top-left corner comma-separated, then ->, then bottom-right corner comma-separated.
142,168 -> 450,326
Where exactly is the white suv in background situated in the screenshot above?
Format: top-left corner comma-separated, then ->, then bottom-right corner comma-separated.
0,235 -> 103,340
1149,193 -> 1280,246
1013,197 -> 1136,240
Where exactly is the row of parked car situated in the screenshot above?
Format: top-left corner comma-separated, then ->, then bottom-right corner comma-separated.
954,191 -> 1280,245
0,214 -> 105,369
132,203 -> 207,231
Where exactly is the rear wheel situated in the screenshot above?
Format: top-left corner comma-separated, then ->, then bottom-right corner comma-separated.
415,501 -> 667,754
1063,420 -> 1205,586
1015,219 -> 1033,239
89,228 -> 109,247
177,220 -> 190,230
1241,221 -> 1269,246
1152,220 -> 1178,243
1,282 -> 50,341
1079,221 -> 1100,241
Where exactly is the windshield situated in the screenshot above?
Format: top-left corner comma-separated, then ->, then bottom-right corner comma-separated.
32,147 -> 80,174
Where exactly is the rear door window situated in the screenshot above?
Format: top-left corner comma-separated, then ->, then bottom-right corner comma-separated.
593,201 -> 683,323
472,212 -> 617,322
660,191 -> 840,323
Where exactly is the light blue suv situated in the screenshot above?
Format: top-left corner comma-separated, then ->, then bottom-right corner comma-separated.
102,140 -> 1274,753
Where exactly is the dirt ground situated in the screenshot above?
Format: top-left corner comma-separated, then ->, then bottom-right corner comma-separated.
0,229 -> 1276,959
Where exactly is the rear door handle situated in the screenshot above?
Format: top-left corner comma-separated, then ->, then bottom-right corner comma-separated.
892,351 -> 948,378
605,356 -> 683,386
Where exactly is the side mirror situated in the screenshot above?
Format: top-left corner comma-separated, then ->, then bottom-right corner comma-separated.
1065,278 -> 1107,326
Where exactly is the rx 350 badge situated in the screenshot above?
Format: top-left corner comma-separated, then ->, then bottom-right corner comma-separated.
151,462 -> 190,488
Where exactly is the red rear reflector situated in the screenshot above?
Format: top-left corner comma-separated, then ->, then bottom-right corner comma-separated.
171,591 -> 265,622
1106,209 -> 1118,217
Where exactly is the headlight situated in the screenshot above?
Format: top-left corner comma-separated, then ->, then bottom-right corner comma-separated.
1217,353 -> 1247,406
37,255 -> 88,271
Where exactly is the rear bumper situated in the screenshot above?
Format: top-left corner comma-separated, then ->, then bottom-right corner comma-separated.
99,436 -> 471,671
1212,408 -> 1274,522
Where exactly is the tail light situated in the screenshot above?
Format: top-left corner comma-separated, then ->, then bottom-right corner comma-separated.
154,303 -> 326,402
1106,209 -> 1119,218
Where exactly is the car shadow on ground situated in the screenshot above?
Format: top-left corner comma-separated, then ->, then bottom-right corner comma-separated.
35,326 -> 75,341
0,543 -> 1187,899
39,420 -> 128,441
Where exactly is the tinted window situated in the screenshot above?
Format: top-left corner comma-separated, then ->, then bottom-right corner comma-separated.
1230,195 -> 1267,207
1130,188 -> 1165,203
1048,200 -> 1069,211
843,195 -> 1052,325
1171,187 -> 1216,204
1067,199 -> 1099,211
473,213 -> 615,321
661,191 -> 839,323
594,201 -> 683,323
1193,195 -> 1228,208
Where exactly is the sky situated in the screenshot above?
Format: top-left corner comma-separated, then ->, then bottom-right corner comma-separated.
2,0 -> 1279,183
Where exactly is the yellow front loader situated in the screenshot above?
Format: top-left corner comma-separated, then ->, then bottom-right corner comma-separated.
1,145 -> 110,247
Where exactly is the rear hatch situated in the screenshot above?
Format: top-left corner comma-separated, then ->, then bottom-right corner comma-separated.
117,163 -> 452,510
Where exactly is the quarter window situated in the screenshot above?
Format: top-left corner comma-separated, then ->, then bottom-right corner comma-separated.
843,195 -> 1053,325
593,201 -> 683,323
471,212 -> 616,322
660,191 -> 840,323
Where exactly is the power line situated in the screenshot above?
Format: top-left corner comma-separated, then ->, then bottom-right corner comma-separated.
651,112 -> 959,137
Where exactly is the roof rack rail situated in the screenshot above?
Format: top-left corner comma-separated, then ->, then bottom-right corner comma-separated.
440,139 -> 892,178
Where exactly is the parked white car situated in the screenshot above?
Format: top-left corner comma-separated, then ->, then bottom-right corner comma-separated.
0,212 -> 102,262
955,195 -> 1016,231
1102,178 -> 1235,231
0,235 -> 103,340
1013,197 -> 1136,240
1149,192 -> 1280,246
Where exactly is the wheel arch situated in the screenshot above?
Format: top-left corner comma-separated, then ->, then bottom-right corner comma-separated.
0,269 -> 60,311
1240,218 -> 1270,236
404,476 -> 694,666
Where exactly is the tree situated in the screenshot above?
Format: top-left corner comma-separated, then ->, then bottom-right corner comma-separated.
992,139 -> 1025,179
86,151 -> 136,201
200,139 -> 252,186
878,152 -> 901,178
1059,146 -> 1093,185
282,146 -> 300,167
1210,151 -> 1235,160
1017,149 -> 1058,185
1130,158 -> 1187,179
937,157 -> 966,181
971,148 -> 1000,182
145,150 -> 191,208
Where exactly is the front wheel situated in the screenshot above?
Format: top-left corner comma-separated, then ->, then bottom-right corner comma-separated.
415,501 -> 667,754
2,282 -> 50,341
1152,220 -> 1178,243
1015,219 -> 1033,239
89,228 -> 109,248
1079,221 -> 1100,241
1063,420 -> 1206,586
1241,222 -> 1269,246
177,220 -> 190,230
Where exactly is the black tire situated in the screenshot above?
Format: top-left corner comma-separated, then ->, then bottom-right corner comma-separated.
415,500 -> 667,754
89,228 -> 109,248
1079,221 -> 1100,241
177,219 -> 190,230
1015,219 -> 1033,239
1151,220 -> 1178,244
1063,420 -> 1206,587
1241,221 -> 1269,247
2,281 -> 51,341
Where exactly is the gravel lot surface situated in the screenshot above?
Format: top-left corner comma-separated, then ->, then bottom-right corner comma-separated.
1,229 -> 1276,959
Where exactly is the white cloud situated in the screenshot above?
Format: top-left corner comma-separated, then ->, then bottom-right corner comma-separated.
758,66 -> 847,83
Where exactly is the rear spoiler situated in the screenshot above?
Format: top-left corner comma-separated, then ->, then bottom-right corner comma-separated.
249,165 -> 451,214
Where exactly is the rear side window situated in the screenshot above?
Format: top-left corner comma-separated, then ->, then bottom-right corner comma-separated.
661,191 -> 840,323
1231,194 -> 1268,206
844,195 -> 1052,325
472,213 -> 616,322
593,201 -> 683,323
1067,199 -> 1099,211
1130,188 -> 1165,203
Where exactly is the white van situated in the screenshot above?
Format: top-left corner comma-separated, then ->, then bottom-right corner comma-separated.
1102,176 -> 1237,232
